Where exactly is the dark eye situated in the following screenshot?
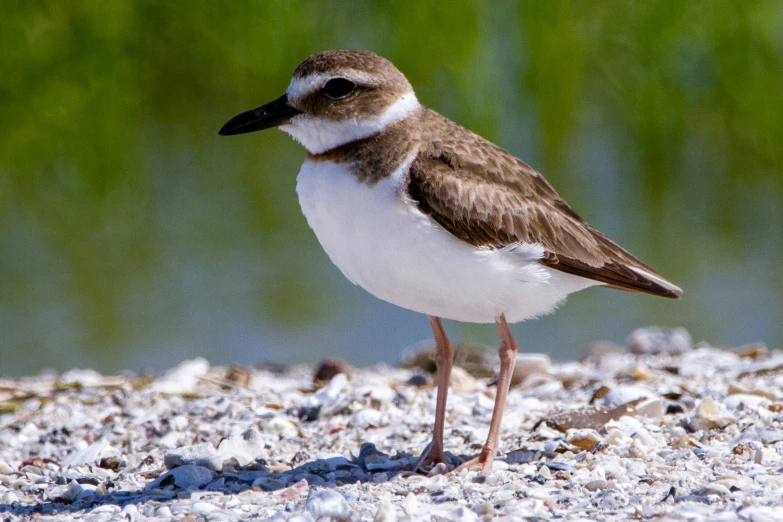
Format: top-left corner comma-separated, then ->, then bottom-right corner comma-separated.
323,78 -> 356,99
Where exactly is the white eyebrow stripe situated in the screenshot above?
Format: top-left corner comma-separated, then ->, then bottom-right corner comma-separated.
286,72 -> 374,101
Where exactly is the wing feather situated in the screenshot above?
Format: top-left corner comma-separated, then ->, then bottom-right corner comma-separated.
408,109 -> 682,299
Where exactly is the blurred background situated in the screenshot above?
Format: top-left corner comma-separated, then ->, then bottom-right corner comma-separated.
1,1 -> 781,376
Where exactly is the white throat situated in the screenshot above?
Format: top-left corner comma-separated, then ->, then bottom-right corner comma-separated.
279,91 -> 419,155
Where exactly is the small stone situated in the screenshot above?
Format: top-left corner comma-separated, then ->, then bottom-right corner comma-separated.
635,398 -> 665,419
602,386 -> 651,406
374,497 -> 397,522
145,465 -> 214,490
154,506 -> 173,517
403,492 -> 419,517
0,461 -> 14,474
546,400 -> 643,432
407,373 -> 430,387
736,507 -> 779,522
545,460 -> 575,473
61,481 -> 86,503
511,354 -> 551,385
253,476 -> 287,491
473,502 -> 495,516
754,447 -> 780,464
759,429 -> 783,444
120,504 -> 138,520
164,443 -> 222,471
527,487 -> 554,500
351,409 -> 382,428
299,373 -> 350,420
225,365 -> 252,387
590,385 -> 612,404
362,454 -> 396,472
693,484 -> 730,497
307,474 -> 329,487
298,404 -> 322,422
449,366 -> 476,393
424,473 -> 447,492
305,489 -> 352,520
88,504 -> 120,516
401,347 -> 437,373
59,368 -> 104,387
506,449 -> 542,464
427,462 -> 449,476
632,365 -> 652,380
216,428 -> 267,466
150,357 -> 210,394
680,348 -> 741,378
728,383 -> 777,400
1,491 -> 20,504
723,394 -> 769,410
62,439 -> 109,468
691,398 -> 733,430
567,429 -> 601,450
189,502 -> 221,516
549,362 -> 587,386
726,343 -> 767,359
523,377 -> 563,398
627,327 -> 691,355
314,359 -> 350,384
356,443 -> 406,472
98,457 -> 121,471
288,515 -> 316,522
584,479 -> 610,491
402,343 -> 494,377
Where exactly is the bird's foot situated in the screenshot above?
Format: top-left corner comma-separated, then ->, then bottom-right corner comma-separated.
449,451 -> 495,475
412,441 -> 454,474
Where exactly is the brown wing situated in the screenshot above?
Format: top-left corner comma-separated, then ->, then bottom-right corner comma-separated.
407,109 -> 682,299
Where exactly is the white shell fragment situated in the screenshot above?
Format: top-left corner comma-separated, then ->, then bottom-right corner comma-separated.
626,327 -> 692,355
305,489 -> 352,519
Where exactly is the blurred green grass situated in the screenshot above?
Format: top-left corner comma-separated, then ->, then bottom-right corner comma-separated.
0,1 -> 781,375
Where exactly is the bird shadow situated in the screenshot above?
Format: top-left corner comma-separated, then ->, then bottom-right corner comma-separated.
0,443 -> 462,518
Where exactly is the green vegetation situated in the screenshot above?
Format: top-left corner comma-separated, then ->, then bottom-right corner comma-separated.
1,1 -> 781,374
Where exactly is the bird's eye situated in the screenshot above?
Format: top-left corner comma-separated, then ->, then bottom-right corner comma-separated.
323,78 -> 356,99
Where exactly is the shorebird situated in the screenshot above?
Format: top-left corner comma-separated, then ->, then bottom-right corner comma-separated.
219,50 -> 682,473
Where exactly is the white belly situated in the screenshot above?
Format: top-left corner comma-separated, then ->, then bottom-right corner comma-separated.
295,159 -> 597,323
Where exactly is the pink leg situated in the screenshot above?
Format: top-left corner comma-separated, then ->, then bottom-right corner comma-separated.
453,314 -> 518,474
421,315 -> 454,466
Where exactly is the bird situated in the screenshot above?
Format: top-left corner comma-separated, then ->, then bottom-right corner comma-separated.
219,50 -> 682,474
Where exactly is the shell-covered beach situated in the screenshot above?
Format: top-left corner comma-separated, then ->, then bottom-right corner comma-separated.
1,328 -> 782,521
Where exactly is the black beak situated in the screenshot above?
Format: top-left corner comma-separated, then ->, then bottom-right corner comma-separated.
218,94 -> 302,136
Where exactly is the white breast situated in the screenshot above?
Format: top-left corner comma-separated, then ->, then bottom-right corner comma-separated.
295,159 -> 597,323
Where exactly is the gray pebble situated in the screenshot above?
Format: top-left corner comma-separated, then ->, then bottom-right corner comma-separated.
253,476 -> 288,491
506,450 -> 542,464
584,479 -> 610,491
145,464 -> 214,490
627,327 -> 692,355
164,442 -> 223,471
154,506 -> 173,517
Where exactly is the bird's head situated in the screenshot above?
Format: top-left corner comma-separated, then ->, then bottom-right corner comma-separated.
219,50 -> 419,154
